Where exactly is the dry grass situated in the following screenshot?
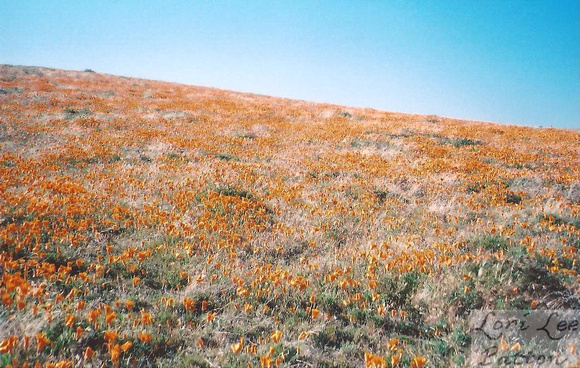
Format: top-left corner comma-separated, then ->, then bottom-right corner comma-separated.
0,64 -> 579,367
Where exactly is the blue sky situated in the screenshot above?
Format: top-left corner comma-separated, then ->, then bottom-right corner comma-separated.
1,1 -> 578,128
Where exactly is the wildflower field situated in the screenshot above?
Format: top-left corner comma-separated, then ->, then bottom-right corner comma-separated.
0,65 -> 579,367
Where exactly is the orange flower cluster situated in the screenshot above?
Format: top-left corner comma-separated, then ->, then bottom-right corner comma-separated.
0,65 -> 578,366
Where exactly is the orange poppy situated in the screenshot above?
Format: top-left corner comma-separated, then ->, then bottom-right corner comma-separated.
76,326 -> 84,340
364,352 -> 386,367
0,336 -> 18,354
141,310 -> 153,326
184,297 -> 196,312
105,311 -> 117,325
311,308 -> 320,319
298,332 -> 309,340
65,314 -> 75,328
138,332 -> 152,343
104,330 -> 119,342
410,356 -> 427,368
84,346 -> 95,360
120,341 -> 132,351
230,337 -> 244,354
270,330 -> 282,343
36,332 -> 50,352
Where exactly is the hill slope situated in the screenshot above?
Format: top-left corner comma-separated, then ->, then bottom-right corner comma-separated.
1,65 -> 579,367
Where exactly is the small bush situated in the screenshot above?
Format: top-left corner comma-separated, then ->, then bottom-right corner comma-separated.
505,192 -> 522,204
451,138 -> 481,147
466,182 -> 487,193
216,186 -> 253,199
215,153 -> 237,161
64,107 -> 92,119
314,323 -> 355,349
472,234 -> 509,251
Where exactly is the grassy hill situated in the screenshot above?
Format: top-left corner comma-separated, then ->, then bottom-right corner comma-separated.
0,64 -> 579,367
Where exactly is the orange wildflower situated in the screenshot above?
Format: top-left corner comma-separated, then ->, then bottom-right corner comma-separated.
120,341 -> 132,351
364,352 -> 386,367
65,314 -> 75,327
105,310 -> 117,325
387,338 -> 399,350
104,330 -> 119,342
260,355 -> 273,368
230,337 -> 244,354
0,336 -> 18,354
36,332 -> 50,352
88,308 -> 101,323
109,343 -> 121,364
410,356 -> 427,368
141,310 -> 153,325
298,331 -> 310,340
246,343 -> 258,355
184,297 -> 196,312
84,346 -> 95,360
2,293 -> 13,307
270,330 -> 282,343
138,332 -> 152,343
311,308 -> 320,319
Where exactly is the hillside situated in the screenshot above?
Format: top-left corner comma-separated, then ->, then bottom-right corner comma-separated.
1,64 -> 579,367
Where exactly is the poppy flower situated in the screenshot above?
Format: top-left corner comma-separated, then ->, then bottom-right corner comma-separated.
84,346 -> 95,360
230,337 -> 244,354
104,330 -> 119,342
105,311 -> 117,325
183,297 -> 196,312
138,332 -> 152,343
410,356 -> 427,368
120,341 -> 132,351
109,343 -> 121,364
141,310 -> 153,326
0,336 -> 18,354
36,333 -> 50,352
311,308 -> 320,319
65,314 -> 75,327
260,355 -> 272,368
88,309 -> 100,323
364,352 -> 386,367
270,330 -> 282,343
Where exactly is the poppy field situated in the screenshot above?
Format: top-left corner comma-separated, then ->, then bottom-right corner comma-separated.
0,65 -> 579,367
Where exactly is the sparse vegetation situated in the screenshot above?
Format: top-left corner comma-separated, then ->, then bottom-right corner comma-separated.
0,64 -> 579,367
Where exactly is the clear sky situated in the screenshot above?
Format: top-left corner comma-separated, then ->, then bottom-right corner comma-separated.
2,1 -> 578,129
